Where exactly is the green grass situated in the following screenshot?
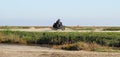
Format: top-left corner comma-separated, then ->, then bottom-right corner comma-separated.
0,30 -> 120,51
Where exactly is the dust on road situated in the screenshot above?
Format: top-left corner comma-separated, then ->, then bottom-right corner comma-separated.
0,44 -> 120,57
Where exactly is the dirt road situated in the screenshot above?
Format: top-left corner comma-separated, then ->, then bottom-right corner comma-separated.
1,28 -> 120,32
0,44 -> 120,57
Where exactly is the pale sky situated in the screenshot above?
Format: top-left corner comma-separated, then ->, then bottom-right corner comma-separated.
0,0 -> 120,26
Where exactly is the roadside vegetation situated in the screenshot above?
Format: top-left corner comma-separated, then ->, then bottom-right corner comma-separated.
0,30 -> 120,52
103,27 -> 120,31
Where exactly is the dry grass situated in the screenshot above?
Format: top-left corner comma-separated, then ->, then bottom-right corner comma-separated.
53,42 -> 101,51
0,32 -> 27,44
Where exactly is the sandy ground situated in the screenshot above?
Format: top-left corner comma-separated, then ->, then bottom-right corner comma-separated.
0,44 -> 120,57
